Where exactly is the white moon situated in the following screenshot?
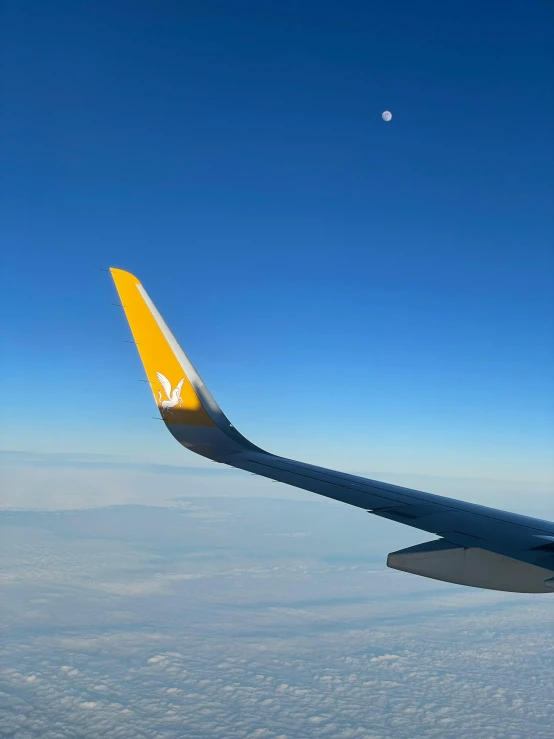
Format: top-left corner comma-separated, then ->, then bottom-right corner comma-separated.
382,110 -> 392,122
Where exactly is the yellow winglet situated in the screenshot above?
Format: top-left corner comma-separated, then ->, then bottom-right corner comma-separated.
110,268 -> 215,427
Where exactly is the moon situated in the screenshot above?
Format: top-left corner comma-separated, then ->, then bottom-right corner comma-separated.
382,110 -> 392,122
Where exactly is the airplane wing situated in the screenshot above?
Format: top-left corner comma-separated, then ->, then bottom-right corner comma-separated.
110,268 -> 554,594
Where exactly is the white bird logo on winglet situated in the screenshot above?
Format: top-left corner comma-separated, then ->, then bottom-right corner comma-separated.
156,372 -> 185,416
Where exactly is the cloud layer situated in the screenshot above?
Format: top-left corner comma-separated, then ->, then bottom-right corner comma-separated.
1,500 -> 553,738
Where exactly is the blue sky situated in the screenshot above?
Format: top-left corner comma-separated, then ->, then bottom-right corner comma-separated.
2,1 -> 553,504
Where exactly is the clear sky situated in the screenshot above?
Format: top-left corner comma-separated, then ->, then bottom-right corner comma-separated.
1,1 -> 553,508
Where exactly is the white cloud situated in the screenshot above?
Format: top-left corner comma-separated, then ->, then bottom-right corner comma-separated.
369,654 -> 401,663
146,655 -> 167,665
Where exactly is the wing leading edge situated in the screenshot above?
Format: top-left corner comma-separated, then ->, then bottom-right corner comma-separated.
110,268 -> 554,593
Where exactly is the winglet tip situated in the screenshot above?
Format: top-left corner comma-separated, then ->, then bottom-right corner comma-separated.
109,267 -> 142,286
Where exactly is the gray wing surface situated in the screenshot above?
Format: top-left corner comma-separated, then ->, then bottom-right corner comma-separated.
110,267 -> 554,594
228,451 -> 554,591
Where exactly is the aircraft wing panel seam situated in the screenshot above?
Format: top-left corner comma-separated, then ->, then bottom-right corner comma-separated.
236,455 -> 554,545
236,456 -> 412,507
252,457 -> 554,533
